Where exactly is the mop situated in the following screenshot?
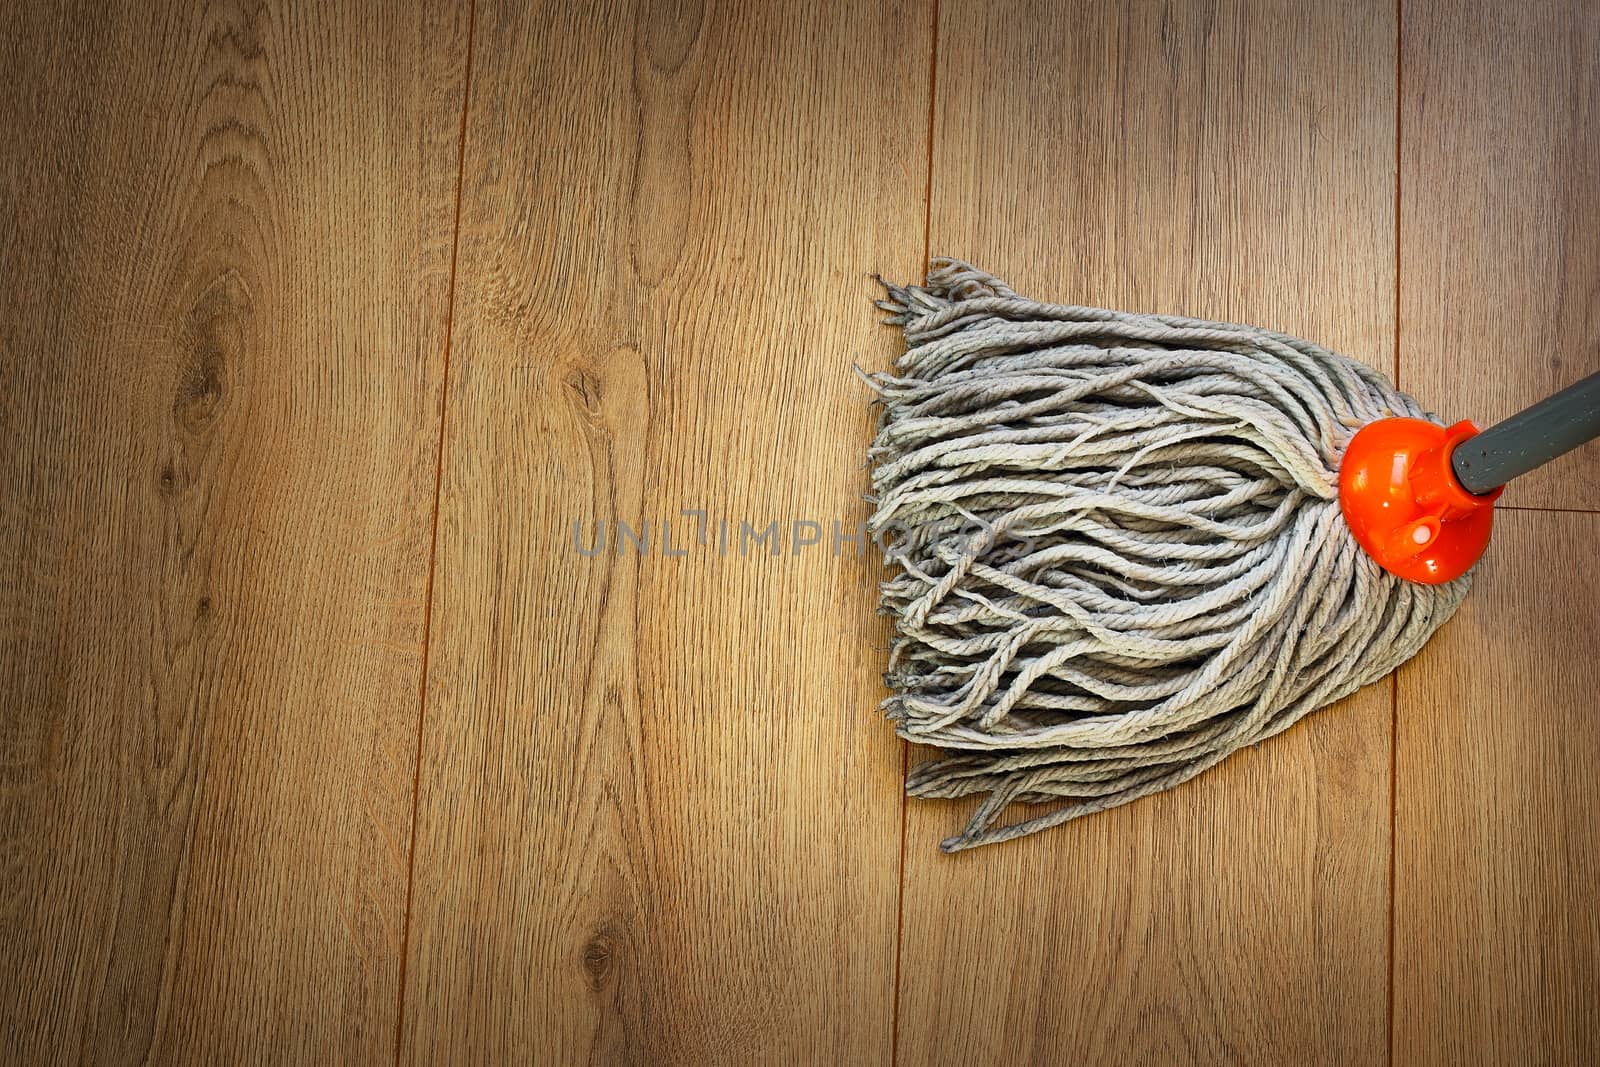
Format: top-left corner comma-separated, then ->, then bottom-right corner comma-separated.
867,259 -> 1600,851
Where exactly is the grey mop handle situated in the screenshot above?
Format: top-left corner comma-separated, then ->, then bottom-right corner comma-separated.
1450,370 -> 1600,495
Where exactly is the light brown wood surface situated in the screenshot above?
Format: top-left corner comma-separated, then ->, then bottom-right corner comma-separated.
0,1 -> 467,1063
395,1 -> 925,1062
1400,0 -> 1600,508
895,1 -> 1399,1063
3,1 -> 1596,1064
1395,511 -> 1600,1066
1394,3 -> 1600,1062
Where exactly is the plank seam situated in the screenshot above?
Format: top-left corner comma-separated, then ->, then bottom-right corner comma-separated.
1498,503 -> 1600,514
393,1 -> 478,1061
1389,3 -> 1403,1063
892,2 -> 939,1062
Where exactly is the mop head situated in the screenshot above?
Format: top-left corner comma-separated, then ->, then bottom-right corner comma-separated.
867,260 -> 1470,852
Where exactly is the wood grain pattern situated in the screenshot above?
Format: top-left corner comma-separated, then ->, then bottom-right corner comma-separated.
397,1 -> 927,1062
5,1 -> 1599,1063
1395,6 -> 1600,1060
0,2 -> 467,1061
894,1 -> 1401,1063
1400,0 -> 1600,508
1394,510 -> 1600,1065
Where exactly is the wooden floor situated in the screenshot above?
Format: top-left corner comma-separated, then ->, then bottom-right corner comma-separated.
3,1 -> 1596,1063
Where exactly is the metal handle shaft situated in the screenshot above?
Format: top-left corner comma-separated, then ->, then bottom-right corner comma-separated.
1450,370 -> 1600,495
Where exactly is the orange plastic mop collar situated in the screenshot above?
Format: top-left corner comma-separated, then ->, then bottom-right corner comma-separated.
1338,418 -> 1502,585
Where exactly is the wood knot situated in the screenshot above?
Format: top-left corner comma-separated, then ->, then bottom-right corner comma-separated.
564,365 -> 604,422
580,930 -> 616,991
175,349 -> 228,434
176,270 -> 251,435
157,462 -> 180,496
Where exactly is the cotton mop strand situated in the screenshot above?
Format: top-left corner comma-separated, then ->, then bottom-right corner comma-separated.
865,258 -> 1597,853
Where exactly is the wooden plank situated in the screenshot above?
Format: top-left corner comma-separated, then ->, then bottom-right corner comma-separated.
1400,0 -> 1600,508
0,2 -> 467,1061
1394,510 -> 1600,1064
1397,8 -> 1600,1060
895,1 -> 1400,1063
398,1 -> 927,1062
